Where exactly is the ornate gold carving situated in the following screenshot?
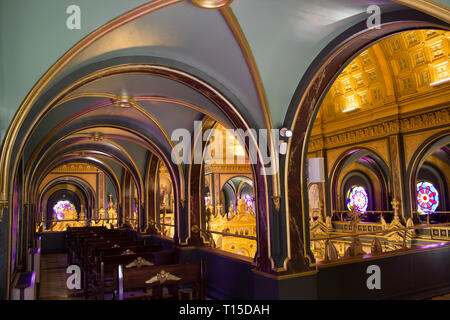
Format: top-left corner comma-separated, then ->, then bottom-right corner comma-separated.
370,237 -> 383,255
309,106 -> 449,151
0,0 -> 184,205
207,199 -> 257,258
191,225 -> 200,233
126,257 -> 154,268
52,163 -> 98,173
389,199 -> 404,229
111,96 -> 133,108
145,270 -> 181,284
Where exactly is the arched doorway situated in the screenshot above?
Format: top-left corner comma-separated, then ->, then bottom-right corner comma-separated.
285,20 -> 450,270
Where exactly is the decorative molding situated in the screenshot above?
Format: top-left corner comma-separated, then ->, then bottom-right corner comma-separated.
204,164 -> 252,174
309,106 -> 449,151
145,270 -> 181,284
126,257 -> 154,268
51,163 -> 99,173
192,0 -> 233,9
391,0 -> 450,24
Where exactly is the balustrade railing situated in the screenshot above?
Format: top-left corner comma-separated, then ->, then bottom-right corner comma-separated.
331,210 -> 394,222
310,221 -> 450,265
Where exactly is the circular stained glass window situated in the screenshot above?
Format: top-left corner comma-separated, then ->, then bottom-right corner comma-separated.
346,185 -> 369,213
417,181 -> 439,213
53,200 -> 75,220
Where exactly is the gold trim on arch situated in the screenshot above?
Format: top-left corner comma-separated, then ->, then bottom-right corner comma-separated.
32,137 -> 145,205
34,151 -> 130,204
220,6 -> 280,270
2,0 -> 183,299
0,0 -> 183,203
391,0 -> 450,24
284,22 -> 449,272
23,91 -> 190,204
19,63 -> 271,264
9,63 -> 266,227
220,6 -> 280,198
30,123 -> 184,218
32,157 -> 121,206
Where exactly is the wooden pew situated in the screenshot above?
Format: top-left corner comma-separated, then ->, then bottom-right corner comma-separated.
95,243 -> 163,261
67,229 -> 122,264
95,248 -> 177,299
116,259 -> 205,300
82,239 -> 144,297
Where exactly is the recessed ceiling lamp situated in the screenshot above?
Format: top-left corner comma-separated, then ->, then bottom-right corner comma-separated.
430,77 -> 450,87
191,0 -> 233,9
112,96 -> 133,108
342,106 -> 359,113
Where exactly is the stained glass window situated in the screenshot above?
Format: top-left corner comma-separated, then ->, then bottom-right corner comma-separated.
243,194 -> 253,211
346,186 -> 369,213
53,201 -> 76,220
417,181 -> 439,213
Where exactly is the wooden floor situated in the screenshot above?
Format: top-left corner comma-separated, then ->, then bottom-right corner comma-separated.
38,253 -> 83,300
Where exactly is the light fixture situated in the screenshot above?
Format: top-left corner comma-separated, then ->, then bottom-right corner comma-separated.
430,77 -> 450,87
112,96 -> 133,108
342,106 -> 359,113
280,128 -> 292,138
191,0 -> 233,9
279,141 -> 287,155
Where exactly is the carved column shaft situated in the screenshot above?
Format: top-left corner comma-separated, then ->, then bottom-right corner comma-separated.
389,134 -> 407,220
146,155 -> 159,234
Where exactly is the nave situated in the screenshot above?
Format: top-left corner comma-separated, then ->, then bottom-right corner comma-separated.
1,0 -> 449,301
35,226 -> 205,300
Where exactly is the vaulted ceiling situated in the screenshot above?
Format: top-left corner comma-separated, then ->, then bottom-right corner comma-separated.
0,0 -> 448,205
312,29 -> 450,136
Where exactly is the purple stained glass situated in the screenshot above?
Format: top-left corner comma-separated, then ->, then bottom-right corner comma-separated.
53,200 -> 75,220
417,181 -> 439,213
346,186 -> 368,213
244,194 -> 253,211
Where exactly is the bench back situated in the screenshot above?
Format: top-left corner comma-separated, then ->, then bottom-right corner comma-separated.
117,259 -> 205,300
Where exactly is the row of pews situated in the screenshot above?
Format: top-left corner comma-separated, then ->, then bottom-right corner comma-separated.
66,226 -> 205,300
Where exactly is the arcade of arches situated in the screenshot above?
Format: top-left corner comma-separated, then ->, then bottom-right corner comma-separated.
0,0 -> 449,300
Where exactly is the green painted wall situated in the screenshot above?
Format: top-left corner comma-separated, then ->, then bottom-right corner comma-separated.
0,0 -> 151,142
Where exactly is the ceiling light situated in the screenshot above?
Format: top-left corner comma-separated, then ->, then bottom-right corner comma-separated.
430,77 -> 450,87
343,106 -> 358,113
